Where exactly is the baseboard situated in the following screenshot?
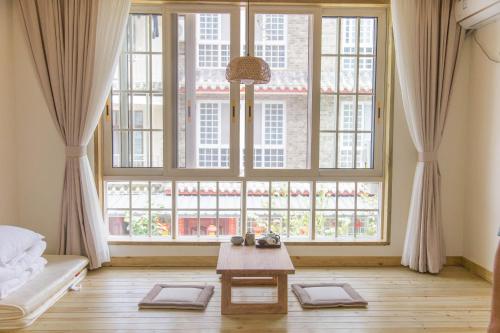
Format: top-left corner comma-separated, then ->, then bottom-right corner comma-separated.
108,255 -> 463,268
462,257 -> 493,283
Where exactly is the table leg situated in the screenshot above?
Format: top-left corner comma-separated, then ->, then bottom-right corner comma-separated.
221,272 -> 232,315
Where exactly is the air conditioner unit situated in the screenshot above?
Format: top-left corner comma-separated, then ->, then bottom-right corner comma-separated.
455,0 -> 500,30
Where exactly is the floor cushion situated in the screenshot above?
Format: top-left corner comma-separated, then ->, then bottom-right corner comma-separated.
139,284 -> 214,310
292,283 -> 368,308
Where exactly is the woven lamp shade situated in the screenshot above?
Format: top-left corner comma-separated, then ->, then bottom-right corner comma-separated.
225,56 -> 271,85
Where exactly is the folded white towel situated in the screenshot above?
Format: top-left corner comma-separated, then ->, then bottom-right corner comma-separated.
0,257 -> 47,299
0,241 -> 46,283
0,226 -> 44,264
1,240 -> 47,269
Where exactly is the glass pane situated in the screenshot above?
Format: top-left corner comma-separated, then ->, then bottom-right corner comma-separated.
219,211 -> 241,236
358,57 -> 374,94
132,94 -> 150,129
319,133 -> 336,169
177,211 -> 198,237
130,15 -> 148,52
177,182 -> 198,209
152,95 -> 163,130
131,182 -> 149,209
112,14 -> 163,168
337,211 -> 354,239
355,211 -> 379,239
106,182 -> 130,209
357,182 -> 380,210
254,14 -> 310,169
290,182 -> 311,209
152,54 -> 163,91
270,211 -> 287,236
247,182 -> 269,209
247,210 -> 269,236
131,211 -> 149,236
338,182 -> 355,209
200,211 -> 217,237
322,17 -> 338,54
339,57 -> 357,93
359,18 -> 376,55
315,182 -> 336,210
151,182 -> 172,209
151,15 -> 162,52
320,94 -> 337,131
151,211 -> 172,237
340,18 -> 357,55
200,182 -> 217,209
175,13 -> 231,169
152,131 -> 163,167
315,211 -> 336,239
112,93 -> 129,129
357,95 -> 373,131
289,211 -> 310,238
356,133 -> 372,168
132,131 -> 150,167
271,182 -> 288,209
112,131 -> 129,167
356,211 -> 379,239
337,133 -> 355,168
339,95 -> 355,130
321,56 -> 337,94
132,54 -> 149,90
108,210 -> 130,236
218,182 -> 241,209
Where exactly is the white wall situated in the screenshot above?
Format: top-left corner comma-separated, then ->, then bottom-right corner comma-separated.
0,0 -> 18,225
463,21 -> 500,272
8,5 -> 470,258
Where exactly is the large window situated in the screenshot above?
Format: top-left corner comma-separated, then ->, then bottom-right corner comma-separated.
104,5 -> 388,243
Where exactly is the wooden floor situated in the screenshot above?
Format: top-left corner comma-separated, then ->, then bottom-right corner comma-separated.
19,266 -> 492,333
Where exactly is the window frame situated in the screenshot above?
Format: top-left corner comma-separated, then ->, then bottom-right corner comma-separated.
102,3 -> 391,244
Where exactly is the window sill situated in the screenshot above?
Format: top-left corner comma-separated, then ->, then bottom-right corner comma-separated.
107,238 -> 390,246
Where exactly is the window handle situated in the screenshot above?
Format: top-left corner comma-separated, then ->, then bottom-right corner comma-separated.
377,101 -> 381,120
187,100 -> 192,122
232,105 -> 236,122
248,105 -> 252,120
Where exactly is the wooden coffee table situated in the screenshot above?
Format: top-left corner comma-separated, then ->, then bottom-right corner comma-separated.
216,243 -> 295,315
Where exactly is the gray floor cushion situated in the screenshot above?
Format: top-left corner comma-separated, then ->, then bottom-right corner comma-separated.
139,284 -> 214,310
292,283 -> 368,308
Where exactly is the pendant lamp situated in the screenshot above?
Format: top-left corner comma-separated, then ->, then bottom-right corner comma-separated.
225,0 -> 271,85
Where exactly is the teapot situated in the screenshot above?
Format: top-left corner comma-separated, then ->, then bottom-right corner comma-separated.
257,231 -> 281,246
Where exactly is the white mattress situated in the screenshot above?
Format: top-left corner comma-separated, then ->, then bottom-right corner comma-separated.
0,255 -> 88,330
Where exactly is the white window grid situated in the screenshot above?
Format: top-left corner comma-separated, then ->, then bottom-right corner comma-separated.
264,104 -> 284,145
199,13 -> 220,40
197,102 -> 229,168
255,14 -> 287,69
315,182 -> 380,240
197,13 -> 230,68
105,180 -> 381,241
319,16 -> 378,170
111,14 -> 162,168
104,7 -> 386,241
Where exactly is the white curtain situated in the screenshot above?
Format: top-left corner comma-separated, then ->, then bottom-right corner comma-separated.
392,0 -> 462,273
18,0 -> 130,269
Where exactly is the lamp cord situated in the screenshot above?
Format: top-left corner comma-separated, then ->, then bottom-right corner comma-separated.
246,0 -> 250,56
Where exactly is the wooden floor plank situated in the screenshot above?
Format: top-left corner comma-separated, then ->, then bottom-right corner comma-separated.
18,266 -> 491,333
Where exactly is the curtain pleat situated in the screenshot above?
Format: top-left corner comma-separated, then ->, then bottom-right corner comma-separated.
18,0 -> 130,269
392,0 -> 462,273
